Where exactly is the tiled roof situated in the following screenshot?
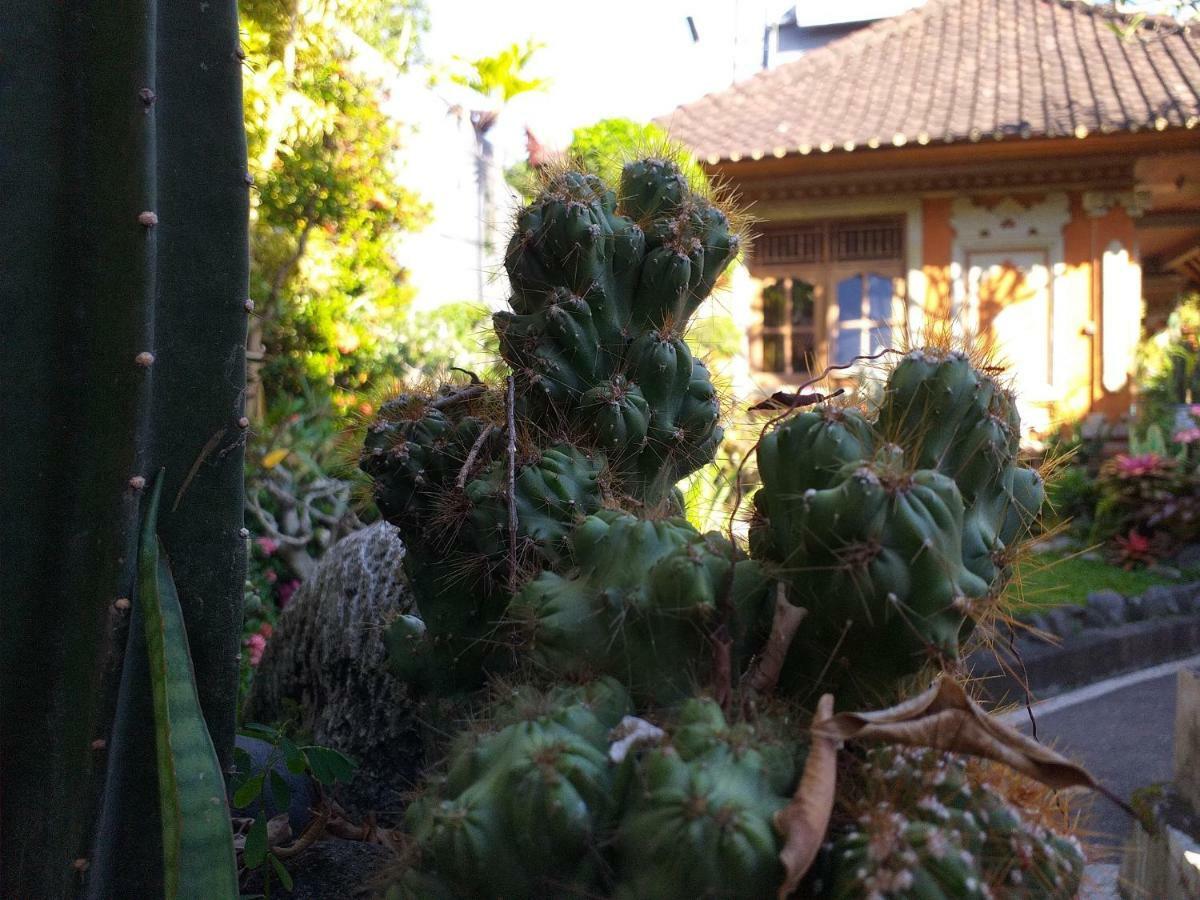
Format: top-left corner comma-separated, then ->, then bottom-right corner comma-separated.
658,0 -> 1200,163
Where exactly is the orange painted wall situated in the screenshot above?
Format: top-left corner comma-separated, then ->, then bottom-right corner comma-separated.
921,198 -> 954,318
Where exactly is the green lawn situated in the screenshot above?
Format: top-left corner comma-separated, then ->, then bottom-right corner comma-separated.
1005,552 -> 1196,611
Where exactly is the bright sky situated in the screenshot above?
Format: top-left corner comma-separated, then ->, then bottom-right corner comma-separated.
423,0 -> 924,165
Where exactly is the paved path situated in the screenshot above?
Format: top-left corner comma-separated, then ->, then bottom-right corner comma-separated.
999,659 -> 1193,863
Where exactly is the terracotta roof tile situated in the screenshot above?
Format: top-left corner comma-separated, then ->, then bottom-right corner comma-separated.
658,0 -> 1200,162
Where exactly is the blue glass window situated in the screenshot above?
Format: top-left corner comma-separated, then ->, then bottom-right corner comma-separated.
867,274 -> 892,319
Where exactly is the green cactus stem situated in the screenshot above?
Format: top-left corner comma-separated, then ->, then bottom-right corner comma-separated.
2,3 -> 249,894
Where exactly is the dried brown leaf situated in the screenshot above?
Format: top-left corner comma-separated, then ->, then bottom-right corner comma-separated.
774,693 -> 837,898
747,586 -> 808,695
815,676 -> 1096,791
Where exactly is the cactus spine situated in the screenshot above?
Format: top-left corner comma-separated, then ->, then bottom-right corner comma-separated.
362,158 -> 1079,899
1,3 -> 249,895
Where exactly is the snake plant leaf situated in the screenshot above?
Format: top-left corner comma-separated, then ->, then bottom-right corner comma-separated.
139,472 -> 239,899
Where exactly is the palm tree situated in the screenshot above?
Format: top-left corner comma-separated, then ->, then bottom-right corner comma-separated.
451,41 -> 547,301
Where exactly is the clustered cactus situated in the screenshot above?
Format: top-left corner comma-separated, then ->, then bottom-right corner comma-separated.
361,157 -> 1080,898
751,351 -> 1045,698
816,746 -> 1084,898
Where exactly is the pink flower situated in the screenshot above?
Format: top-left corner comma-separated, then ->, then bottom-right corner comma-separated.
255,537 -> 279,556
1112,453 -> 1165,477
278,579 -> 301,608
1189,404 -> 1200,418
1176,427 -> 1200,445
265,570 -> 277,584
244,633 -> 267,667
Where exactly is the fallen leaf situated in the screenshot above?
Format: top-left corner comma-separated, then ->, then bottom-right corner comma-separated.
815,676 -> 1095,792
262,448 -> 290,469
774,693 -> 837,898
748,585 -> 807,694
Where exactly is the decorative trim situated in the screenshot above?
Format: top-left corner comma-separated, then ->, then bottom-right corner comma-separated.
731,157 -> 1135,203
950,194 -> 1071,417
1083,188 -> 1154,219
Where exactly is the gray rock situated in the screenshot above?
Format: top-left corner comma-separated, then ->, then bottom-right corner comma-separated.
1175,544 -> 1200,572
1043,606 -> 1083,639
245,522 -> 421,820
1173,582 -> 1200,614
1140,585 -> 1182,618
241,837 -> 391,899
1080,550 -> 1105,562
1082,590 -> 1127,628
1019,612 -> 1051,634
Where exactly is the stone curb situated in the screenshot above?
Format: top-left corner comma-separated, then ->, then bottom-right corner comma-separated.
969,612 -> 1200,706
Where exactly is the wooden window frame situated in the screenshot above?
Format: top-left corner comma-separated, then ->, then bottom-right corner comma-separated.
750,217 -> 906,379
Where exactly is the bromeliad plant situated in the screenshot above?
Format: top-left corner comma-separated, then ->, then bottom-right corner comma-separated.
360,156 -> 1086,898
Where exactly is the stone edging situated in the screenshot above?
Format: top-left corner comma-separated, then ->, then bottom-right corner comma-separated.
969,580 -> 1200,705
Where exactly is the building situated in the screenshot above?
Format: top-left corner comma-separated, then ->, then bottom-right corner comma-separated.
661,0 -> 1200,438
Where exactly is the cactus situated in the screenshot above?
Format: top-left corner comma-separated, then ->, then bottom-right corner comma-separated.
363,159 -> 1080,900
396,689 -> 797,900
511,510 -> 770,704
613,699 -> 796,900
361,157 -> 742,692
2,3 -> 248,895
396,678 -> 632,898
819,746 -> 1083,899
751,349 -> 1044,696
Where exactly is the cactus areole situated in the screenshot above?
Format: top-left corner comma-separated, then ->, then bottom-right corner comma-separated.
361,158 -> 1076,898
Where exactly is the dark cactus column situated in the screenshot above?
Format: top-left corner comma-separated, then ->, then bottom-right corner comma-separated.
0,2 -> 249,896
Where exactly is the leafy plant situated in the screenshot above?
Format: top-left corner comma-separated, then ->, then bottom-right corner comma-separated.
231,722 -> 357,897
1091,451 -> 1200,557
241,0 -> 431,414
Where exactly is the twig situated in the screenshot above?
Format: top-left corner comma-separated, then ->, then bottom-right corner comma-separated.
456,424 -> 497,490
505,376 -> 518,593
748,387 -> 844,412
430,383 -> 486,410
747,585 -> 808,694
271,801 -> 330,860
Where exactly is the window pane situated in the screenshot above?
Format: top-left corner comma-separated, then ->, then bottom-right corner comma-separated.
762,280 -> 786,327
791,331 -> 815,374
762,334 -> 785,372
867,274 -> 893,319
791,280 -> 815,326
837,275 -> 863,322
870,325 -> 892,354
834,327 -> 862,366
